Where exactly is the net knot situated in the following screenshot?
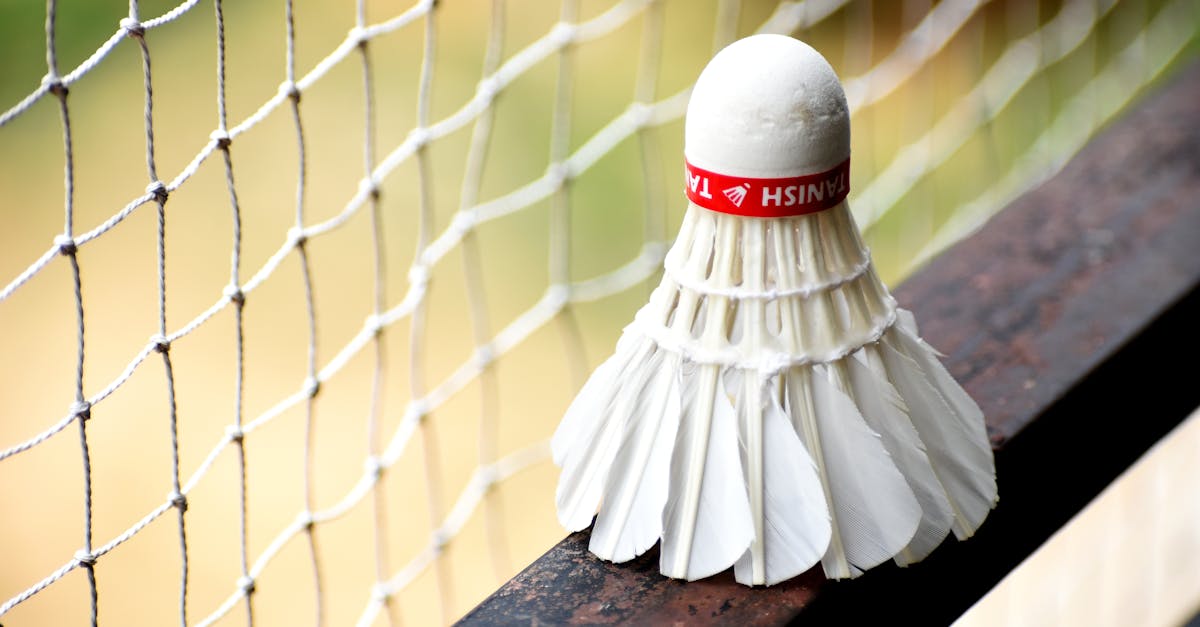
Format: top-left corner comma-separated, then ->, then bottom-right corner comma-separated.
430,528 -> 449,554
225,424 -> 245,443
210,129 -> 232,149
358,176 -> 381,200
287,226 -> 307,248
363,455 -> 384,480
74,549 -> 97,566
407,127 -> 431,150
477,77 -> 500,104
54,234 -> 78,256
223,283 -> 245,305
295,510 -> 314,531
150,334 -> 170,353
549,22 -> 576,49
119,17 -> 144,37
168,490 -> 188,512
41,74 -> 68,97
407,265 -> 430,288
407,398 -> 430,423
237,575 -> 256,596
304,376 -> 320,399
546,283 -> 571,310
348,25 -> 368,49
279,80 -> 301,102
474,343 -> 495,369
644,240 -> 667,262
145,180 -> 168,202
71,400 -> 92,422
628,101 -> 653,127
371,583 -> 392,604
476,464 -> 498,488
449,211 -> 476,236
364,313 -> 384,338
546,162 -> 572,188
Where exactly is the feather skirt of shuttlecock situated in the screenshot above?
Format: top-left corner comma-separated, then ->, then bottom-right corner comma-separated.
552,201 -> 997,586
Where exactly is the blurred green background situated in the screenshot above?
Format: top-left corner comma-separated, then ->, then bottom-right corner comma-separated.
0,0 -> 1196,625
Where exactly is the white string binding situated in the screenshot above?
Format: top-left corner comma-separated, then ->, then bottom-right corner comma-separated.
627,298 -> 899,374
663,249 -> 873,301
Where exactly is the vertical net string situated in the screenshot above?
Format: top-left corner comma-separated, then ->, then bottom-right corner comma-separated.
354,0 -> 398,623
213,0 -> 254,623
458,0 -> 510,583
549,0 -> 591,389
284,0 -> 326,624
47,0 -> 98,622
411,4 -> 452,623
124,0 -> 191,623
634,0 -> 667,292
714,0 -> 741,50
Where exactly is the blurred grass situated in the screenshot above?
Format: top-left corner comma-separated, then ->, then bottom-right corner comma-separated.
0,0 -> 1196,625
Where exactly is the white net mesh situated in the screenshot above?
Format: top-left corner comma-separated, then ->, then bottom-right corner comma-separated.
0,0 -> 1195,624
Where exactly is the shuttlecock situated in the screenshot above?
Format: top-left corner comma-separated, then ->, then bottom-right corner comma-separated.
552,34 -> 996,586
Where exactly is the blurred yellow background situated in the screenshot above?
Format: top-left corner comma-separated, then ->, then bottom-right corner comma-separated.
0,0 -> 1195,625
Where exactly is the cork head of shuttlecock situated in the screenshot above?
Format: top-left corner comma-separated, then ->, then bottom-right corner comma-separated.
685,34 -> 849,179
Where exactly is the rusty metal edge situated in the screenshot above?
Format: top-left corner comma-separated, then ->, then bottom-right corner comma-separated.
459,61 -> 1200,626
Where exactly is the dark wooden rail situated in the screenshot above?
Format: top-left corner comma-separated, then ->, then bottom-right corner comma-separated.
460,61 -> 1200,626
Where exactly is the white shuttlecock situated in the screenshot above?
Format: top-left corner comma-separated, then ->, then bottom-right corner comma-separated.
552,34 -> 997,586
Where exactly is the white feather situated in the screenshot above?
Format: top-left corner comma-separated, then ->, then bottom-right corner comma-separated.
551,334 -> 647,466
792,365 -> 922,578
734,379 -> 830,585
879,331 -> 997,538
891,324 -> 989,445
660,365 -> 754,581
895,307 -> 921,338
589,356 -> 682,562
555,339 -> 656,531
846,349 -> 954,565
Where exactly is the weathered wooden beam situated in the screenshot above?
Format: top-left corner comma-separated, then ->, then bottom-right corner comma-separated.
460,61 -> 1200,626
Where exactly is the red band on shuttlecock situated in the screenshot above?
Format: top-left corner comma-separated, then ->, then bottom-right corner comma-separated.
684,158 -> 850,218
